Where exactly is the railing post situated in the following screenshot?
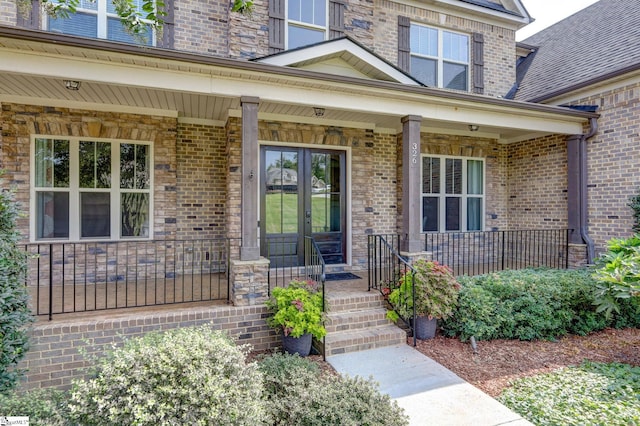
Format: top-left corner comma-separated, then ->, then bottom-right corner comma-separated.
501,231 -> 506,271
48,243 -> 53,321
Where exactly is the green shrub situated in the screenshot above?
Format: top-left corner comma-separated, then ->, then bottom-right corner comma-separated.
442,268 -> 638,341
68,325 -> 266,425
258,353 -> 409,426
265,280 -> 327,339
0,178 -> 33,392
499,362 -> 640,425
0,388 -> 69,425
592,235 -> 640,317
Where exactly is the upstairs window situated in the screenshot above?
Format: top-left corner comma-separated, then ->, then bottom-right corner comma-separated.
32,137 -> 153,241
410,24 -> 469,90
287,0 -> 327,49
47,0 -> 154,45
422,155 -> 484,233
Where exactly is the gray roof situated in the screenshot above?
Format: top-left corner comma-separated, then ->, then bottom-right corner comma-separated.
513,0 -> 640,102
458,0 -> 522,16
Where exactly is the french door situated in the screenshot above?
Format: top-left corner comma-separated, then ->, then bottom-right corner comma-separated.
260,146 -> 346,267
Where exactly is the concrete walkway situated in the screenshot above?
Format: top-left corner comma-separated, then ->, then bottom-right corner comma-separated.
327,344 -> 533,426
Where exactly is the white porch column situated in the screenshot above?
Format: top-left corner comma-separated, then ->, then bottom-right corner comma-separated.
240,96 -> 260,261
401,115 -> 423,253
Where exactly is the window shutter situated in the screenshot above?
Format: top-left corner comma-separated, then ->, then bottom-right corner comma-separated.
328,0 -> 345,39
16,0 -> 40,30
398,16 -> 410,72
157,0 -> 175,49
472,32 -> 484,94
269,0 -> 285,53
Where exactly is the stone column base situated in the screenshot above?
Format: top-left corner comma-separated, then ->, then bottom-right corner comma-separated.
399,251 -> 433,264
230,257 -> 270,306
568,243 -> 588,269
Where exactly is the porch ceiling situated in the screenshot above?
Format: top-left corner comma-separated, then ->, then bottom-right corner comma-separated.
0,27 -> 597,142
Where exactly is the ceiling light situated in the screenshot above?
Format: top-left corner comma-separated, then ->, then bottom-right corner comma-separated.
64,80 -> 81,91
313,107 -> 325,117
468,124 -> 479,132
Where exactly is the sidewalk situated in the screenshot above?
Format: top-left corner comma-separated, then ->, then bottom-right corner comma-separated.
327,344 -> 533,426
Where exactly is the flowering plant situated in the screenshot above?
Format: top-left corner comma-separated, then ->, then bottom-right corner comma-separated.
265,280 -> 327,339
387,260 -> 460,322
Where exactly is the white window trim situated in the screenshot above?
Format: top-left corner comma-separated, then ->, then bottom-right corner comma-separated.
42,0 -> 156,45
410,23 -> 470,90
285,0 -> 329,49
29,135 -> 154,242
420,154 -> 485,233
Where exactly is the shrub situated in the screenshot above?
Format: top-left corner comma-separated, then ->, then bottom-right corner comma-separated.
265,280 -> 326,339
258,353 -> 409,426
0,178 -> 33,392
0,388 -> 69,425
442,268 -> 638,341
68,325 -> 266,425
592,235 -> 640,317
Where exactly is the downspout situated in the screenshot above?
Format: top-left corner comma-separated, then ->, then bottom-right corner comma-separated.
580,117 -> 598,263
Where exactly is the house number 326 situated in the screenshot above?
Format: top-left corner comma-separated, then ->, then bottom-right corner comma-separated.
411,143 -> 418,164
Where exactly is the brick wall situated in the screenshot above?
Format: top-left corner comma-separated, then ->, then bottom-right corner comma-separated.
173,0 -> 230,56
565,82 -> 640,254
18,305 -> 279,390
176,122 -> 227,239
0,103 -> 178,243
506,134 -> 568,229
0,0 -> 16,26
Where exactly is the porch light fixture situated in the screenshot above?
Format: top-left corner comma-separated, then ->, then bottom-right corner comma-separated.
468,124 -> 479,132
64,80 -> 81,91
313,107 -> 325,117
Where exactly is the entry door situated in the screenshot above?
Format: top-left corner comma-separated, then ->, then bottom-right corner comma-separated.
261,146 -> 346,267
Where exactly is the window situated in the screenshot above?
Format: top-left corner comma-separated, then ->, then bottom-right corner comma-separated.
422,155 -> 484,232
47,0 -> 154,45
32,137 -> 152,241
410,24 -> 469,90
287,0 -> 327,49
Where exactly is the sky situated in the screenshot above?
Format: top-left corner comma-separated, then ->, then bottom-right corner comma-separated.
516,0 -> 600,41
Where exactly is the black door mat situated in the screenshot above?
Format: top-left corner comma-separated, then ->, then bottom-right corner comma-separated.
324,272 -> 362,281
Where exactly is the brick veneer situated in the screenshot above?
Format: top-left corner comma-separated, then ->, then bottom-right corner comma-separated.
564,82 -> 640,255
18,305 -> 279,391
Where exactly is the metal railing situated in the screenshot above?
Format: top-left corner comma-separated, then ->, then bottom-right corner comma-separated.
25,239 -> 233,320
368,234 -> 417,346
425,229 -> 570,276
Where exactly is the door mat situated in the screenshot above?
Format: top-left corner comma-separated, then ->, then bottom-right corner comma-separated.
324,272 -> 362,281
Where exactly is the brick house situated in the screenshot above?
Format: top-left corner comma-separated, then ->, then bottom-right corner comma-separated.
0,0 -> 612,388
509,0 -> 640,261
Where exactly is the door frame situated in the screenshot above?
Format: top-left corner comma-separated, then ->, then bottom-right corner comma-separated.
257,140 -> 352,266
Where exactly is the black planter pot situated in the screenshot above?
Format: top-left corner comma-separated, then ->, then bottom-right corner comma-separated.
411,316 -> 438,340
282,333 -> 313,356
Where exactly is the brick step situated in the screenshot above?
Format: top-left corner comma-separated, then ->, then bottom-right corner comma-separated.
323,324 -> 407,356
324,307 -> 391,333
324,291 -> 387,313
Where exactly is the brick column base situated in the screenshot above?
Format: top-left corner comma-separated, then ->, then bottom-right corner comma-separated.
568,243 -> 588,269
230,257 -> 270,306
399,251 -> 433,264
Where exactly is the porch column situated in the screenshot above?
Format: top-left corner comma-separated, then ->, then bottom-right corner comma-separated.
241,96 -> 260,261
401,115 -> 423,253
566,134 -> 583,244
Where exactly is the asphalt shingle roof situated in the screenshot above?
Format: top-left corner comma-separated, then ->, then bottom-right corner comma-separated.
514,0 -> 640,102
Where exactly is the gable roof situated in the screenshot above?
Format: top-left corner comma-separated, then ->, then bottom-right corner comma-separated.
254,37 -> 422,86
513,0 -> 640,102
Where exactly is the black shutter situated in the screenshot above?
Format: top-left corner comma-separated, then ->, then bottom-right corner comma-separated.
157,0 -> 175,49
16,0 -> 40,30
329,0 -> 345,39
472,32 -> 484,94
398,16 -> 410,72
269,0 -> 285,53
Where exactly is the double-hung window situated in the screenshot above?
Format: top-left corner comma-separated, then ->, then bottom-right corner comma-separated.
32,137 -> 152,241
422,155 -> 484,232
410,24 -> 469,90
47,0 -> 154,45
287,0 -> 327,49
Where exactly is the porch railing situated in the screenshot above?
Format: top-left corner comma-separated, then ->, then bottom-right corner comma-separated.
368,234 -> 417,346
25,238 -> 234,320
425,229 -> 570,276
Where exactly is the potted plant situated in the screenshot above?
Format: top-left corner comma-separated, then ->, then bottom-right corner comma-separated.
265,280 -> 327,356
386,259 -> 460,339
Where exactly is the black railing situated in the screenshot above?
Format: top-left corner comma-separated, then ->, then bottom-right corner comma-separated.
305,236 -> 327,359
425,229 -> 570,276
25,239 -> 233,320
368,234 -> 417,346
